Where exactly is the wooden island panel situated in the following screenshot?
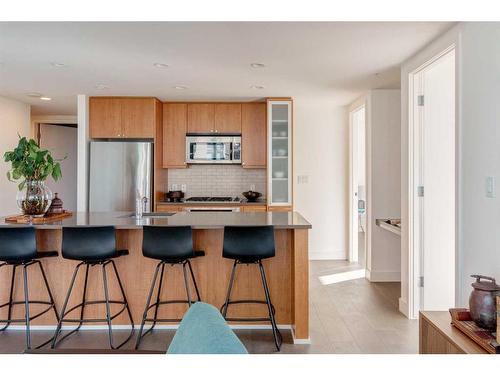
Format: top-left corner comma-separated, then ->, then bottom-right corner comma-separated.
0,228 -> 307,340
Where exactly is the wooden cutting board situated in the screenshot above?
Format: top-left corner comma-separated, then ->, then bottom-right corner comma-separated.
4,211 -> 72,224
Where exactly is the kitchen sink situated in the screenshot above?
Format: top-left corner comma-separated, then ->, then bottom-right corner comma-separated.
128,212 -> 176,218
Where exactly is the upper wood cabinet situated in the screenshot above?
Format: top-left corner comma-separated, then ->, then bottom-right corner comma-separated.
89,98 -> 122,138
241,103 -> 266,168
187,103 -> 215,133
215,104 -> 241,133
187,103 -> 242,134
162,103 -> 187,168
89,97 -> 156,138
121,98 -> 155,138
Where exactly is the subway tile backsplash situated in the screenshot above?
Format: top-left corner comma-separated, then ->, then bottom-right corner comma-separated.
167,165 -> 266,198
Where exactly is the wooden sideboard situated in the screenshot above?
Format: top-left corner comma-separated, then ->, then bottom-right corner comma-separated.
419,311 -> 488,354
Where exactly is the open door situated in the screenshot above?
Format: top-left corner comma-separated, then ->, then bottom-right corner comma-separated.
411,47 -> 456,314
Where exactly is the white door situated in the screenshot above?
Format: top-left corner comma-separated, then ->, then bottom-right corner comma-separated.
415,49 -> 456,311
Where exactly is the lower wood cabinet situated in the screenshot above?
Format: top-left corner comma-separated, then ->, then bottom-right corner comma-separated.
156,204 -> 184,212
419,311 -> 488,354
156,204 -> 268,212
267,206 -> 292,212
241,205 -> 267,212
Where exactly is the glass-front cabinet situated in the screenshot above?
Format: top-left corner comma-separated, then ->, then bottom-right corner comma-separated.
267,100 -> 292,208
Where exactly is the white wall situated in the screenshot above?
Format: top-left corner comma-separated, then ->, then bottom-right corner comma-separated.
459,23 -> 500,306
76,95 -> 89,212
294,96 -> 349,260
0,96 -> 31,216
367,90 -> 402,281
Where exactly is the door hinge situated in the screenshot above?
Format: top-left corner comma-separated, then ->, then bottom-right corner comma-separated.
417,186 -> 424,197
418,95 -> 424,106
419,276 -> 424,287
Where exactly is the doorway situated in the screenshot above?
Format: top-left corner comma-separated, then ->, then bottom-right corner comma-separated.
349,105 -> 367,268
37,123 -> 78,211
409,46 -> 456,316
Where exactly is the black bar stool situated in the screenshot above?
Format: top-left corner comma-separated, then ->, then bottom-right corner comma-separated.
220,226 -> 282,351
51,226 -> 134,349
0,227 -> 59,349
135,226 -> 204,349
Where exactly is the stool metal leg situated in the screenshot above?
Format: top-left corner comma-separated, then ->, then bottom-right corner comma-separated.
22,264 -> 32,349
0,264 -> 16,332
36,261 -> 59,323
221,260 -> 238,318
258,260 -> 282,351
33,261 -> 60,349
182,261 -> 192,307
135,261 -> 162,349
186,260 -> 201,301
52,262 -> 84,348
149,262 -> 165,333
101,262 -> 114,349
77,263 -> 90,331
109,260 -> 134,348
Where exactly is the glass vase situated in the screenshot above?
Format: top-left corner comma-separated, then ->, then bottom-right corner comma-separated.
16,180 -> 53,217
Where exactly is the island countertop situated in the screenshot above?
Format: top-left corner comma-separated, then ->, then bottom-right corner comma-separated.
1,211 -> 312,230
0,210 -> 311,342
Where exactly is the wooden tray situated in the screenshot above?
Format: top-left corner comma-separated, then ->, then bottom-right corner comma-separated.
4,211 -> 72,224
450,308 -> 500,354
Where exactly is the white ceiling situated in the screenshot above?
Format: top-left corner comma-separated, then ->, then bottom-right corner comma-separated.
0,22 -> 453,115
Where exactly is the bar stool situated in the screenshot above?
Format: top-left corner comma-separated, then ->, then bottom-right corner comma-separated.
0,227 -> 59,349
220,226 -> 282,351
51,226 -> 134,349
135,226 -> 204,349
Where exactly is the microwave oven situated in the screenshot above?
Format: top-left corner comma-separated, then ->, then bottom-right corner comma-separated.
185,135 -> 241,164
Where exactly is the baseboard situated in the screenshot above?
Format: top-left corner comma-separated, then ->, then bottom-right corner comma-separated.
366,270 -> 401,282
398,298 -> 410,318
291,328 -> 311,345
5,324 -> 292,331
309,251 -> 346,260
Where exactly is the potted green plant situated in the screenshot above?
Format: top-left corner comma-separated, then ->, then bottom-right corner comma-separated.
4,136 -> 63,217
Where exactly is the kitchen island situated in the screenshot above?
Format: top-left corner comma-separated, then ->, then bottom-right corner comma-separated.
0,211 -> 311,343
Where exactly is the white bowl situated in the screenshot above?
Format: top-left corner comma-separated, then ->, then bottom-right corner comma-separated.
273,171 -> 286,178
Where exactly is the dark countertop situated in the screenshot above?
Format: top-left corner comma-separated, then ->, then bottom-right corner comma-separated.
0,211 -> 312,230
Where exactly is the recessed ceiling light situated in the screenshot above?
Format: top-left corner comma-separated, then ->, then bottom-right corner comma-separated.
40,97 -> 52,101
173,85 -> 188,90
51,62 -> 66,68
250,63 -> 266,68
153,63 -> 169,68
26,92 -> 42,98
250,85 -> 265,90
95,84 -> 109,90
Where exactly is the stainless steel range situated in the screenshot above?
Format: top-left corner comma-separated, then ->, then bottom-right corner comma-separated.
183,196 -> 241,212
185,196 -> 241,203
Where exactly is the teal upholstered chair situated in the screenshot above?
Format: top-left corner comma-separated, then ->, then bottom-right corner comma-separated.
167,302 -> 248,354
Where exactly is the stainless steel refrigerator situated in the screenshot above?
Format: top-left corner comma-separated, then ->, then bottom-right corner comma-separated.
89,141 -> 153,212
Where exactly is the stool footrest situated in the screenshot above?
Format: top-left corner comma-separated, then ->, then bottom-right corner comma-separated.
0,301 -> 56,324
61,300 -> 128,321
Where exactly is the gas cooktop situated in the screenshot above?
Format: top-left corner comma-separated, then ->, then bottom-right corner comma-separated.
185,196 -> 241,202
